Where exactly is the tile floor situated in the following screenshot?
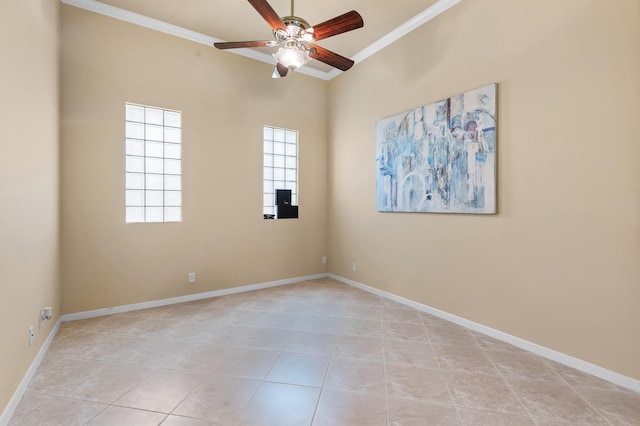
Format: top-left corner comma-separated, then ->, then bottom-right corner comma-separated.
8,278 -> 640,425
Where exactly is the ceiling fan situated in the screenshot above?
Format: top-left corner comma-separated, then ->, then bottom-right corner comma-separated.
214,0 -> 364,78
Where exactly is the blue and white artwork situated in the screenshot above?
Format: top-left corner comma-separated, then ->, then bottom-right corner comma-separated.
376,83 -> 497,214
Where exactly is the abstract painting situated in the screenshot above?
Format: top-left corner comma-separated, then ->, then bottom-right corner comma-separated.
376,83 -> 497,214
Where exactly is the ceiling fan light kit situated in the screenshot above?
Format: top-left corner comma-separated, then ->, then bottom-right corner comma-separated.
273,41 -> 311,71
214,0 -> 363,78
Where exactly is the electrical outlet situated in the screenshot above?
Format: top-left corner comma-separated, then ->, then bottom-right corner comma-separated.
40,307 -> 53,329
29,326 -> 34,346
322,256 -> 327,264
188,272 -> 196,283
352,262 -> 357,271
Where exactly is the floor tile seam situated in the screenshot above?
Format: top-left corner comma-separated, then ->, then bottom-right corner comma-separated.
54,330 -> 152,343
217,320 -> 344,332
116,370 -> 209,417
546,368 -> 616,426
20,390 -> 111,407
381,329 -> 391,426
470,332 -> 540,425
454,407 -> 540,424
10,392 -> 111,423
423,324 -> 442,369
5,400 -> 48,422
318,384 -> 387,399
49,329 -> 100,342
163,365 -> 231,378
398,395 -> 461,411
418,314 -> 430,330
438,349 -> 465,425
429,339 -> 502,366
239,381 -> 318,424
79,401 -> 111,425
227,306 -> 292,313
84,330 -> 159,339
171,377 -> 261,423
500,364 -> 612,425
261,350 -> 286,386
214,321 -> 299,330
75,328 -> 142,337
11,399 -> 109,426
329,350 -> 385,365
163,413 -> 206,423
382,333 -> 431,345
318,329 -> 339,391
447,398 -> 466,424
381,318 -> 424,328
109,401 -> 179,416
229,307 -> 294,315
383,359 -> 442,375
262,379 -> 323,391
340,314 -> 383,321
423,324 -> 464,425
43,352 -> 168,369
308,388 -> 325,426
310,329 -> 342,424
448,398 -> 536,418
337,315 -> 383,323
104,366 -> 158,407
384,352 -> 462,414
18,391 -> 107,404
337,329 -> 384,339
207,323 -> 297,333
185,338 -> 291,352
534,354 -> 598,392
50,337 -> 178,354
35,353 -> 133,368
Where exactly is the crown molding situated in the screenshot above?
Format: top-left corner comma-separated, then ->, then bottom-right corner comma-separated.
61,0 -> 462,81
350,0 -> 462,67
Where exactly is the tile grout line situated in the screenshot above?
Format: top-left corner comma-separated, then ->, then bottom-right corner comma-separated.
421,312 -> 465,426
309,311 -> 340,426
382,309 -> 390,426
469,332 -> 539,425
541,359 -> 615,426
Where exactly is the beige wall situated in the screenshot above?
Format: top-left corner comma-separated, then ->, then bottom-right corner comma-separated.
60,6 -> 328,314
327,0 -> 640,380
0,0 -> 61,414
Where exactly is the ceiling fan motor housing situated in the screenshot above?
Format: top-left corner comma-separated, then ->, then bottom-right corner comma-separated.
274,16 -> 313,42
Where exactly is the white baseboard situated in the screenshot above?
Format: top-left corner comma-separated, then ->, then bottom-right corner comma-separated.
5,271 -> 636,426
0,319 -> 61,426
329,274 -> 640,394
60,273 -> 329,323
1,273 -> 329,425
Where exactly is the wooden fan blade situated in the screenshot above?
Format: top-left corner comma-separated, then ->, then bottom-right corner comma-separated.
272,63 -> 290,78
277,63 -> 290,77
308,44 -> 354,71
311,10 -> 363,41
214,40 -> 276,50
247,0 -> 287,32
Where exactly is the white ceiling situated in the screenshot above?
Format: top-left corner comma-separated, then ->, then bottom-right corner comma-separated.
61,0 -> 462,80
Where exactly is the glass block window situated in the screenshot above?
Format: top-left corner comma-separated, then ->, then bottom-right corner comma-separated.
125,103 -> 182,223
263,126 -> 297,218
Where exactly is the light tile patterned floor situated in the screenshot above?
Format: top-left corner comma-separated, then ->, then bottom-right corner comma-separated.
9,278 -> 640,425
